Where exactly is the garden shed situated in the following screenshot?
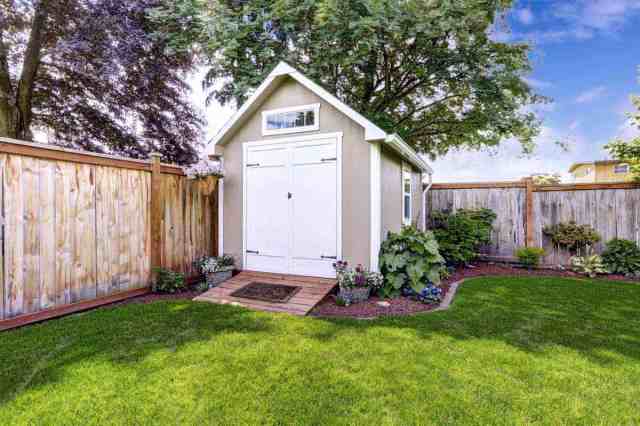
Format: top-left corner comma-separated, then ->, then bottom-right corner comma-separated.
208,62 -> 433,278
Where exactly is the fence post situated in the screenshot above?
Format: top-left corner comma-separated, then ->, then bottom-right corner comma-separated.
525,178 -> 535,247
150,153 -> 163,277
209,154 -> 222,258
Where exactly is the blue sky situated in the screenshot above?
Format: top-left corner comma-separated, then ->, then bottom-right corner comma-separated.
195,0 -> 640,182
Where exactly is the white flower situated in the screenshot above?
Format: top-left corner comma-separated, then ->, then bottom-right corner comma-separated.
184,159 -> 224,179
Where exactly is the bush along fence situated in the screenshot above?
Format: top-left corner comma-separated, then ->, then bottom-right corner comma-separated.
426,179 -> 640,266
0,137 -> 219,330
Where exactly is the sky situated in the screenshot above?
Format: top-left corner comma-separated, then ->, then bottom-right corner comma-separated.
190,0 -> 640,183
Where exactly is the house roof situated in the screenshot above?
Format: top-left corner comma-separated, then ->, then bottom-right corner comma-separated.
569,160 -> 626,173
208,62 -> 432,173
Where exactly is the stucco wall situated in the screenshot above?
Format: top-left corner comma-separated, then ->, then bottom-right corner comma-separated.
380,144 -> 424,239
216,77 -> 372,270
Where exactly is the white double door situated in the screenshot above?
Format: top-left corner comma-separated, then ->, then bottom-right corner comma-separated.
244,134 -> 341,278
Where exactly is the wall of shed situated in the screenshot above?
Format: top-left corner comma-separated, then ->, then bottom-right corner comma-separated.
216,77 -> 372,270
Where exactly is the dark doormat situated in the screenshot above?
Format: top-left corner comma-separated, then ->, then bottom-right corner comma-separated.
230,282 -> 302,303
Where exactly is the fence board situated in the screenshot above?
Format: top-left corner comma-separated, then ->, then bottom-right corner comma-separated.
0,139 -> 218,326
429,182 -> 640,265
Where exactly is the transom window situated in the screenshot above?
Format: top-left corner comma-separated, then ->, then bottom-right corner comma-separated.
402,165 -> 412,226
262,104 -> 320,136
614,164 -> 629,174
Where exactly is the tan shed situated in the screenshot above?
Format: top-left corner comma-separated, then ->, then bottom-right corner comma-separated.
207,62 -> 433,277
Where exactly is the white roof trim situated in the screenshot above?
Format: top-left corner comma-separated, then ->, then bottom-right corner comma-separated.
208,62 -> 431,174
210,62 -> 386,148
384,134 -> 432,174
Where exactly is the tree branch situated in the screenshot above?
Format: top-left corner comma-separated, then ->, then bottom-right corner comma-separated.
0,29 -> 15,136
16,0 -> 50,139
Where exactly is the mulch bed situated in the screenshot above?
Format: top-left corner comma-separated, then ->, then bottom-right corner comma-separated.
230,282 -> 301,303
310,262 -> 639,319
105,287 -> 208,309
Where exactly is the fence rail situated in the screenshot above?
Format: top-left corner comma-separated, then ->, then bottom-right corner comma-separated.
0,138 -> 218,330
427,180 -> 640,265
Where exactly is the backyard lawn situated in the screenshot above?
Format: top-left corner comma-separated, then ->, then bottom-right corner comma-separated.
1,276 -> 640,425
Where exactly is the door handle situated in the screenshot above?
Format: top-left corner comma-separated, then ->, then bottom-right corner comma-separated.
247,250 -> 260,254
321,255 -> 337,260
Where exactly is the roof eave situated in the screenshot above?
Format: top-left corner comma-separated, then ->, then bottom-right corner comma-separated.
384,134 -> 432,174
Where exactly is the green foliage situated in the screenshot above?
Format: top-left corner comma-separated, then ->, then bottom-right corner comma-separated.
379,227 -> 445,298
152,268 -> 186,294
542,221 -> 601,255
152,0 -> 545,157
570,252 -> 609,278
430,208 -> 497,266
605,86 -> 640,181
515,247 -> 545,269
602,239 -> 640,276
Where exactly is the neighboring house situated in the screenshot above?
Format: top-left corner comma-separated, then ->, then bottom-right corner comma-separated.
207,62 -> 432,278
569,160 -> 632,183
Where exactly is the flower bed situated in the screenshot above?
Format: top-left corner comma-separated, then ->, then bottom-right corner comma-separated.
311,262 -> 639,318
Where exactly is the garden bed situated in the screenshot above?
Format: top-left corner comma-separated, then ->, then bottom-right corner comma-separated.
311,262 -> 638,318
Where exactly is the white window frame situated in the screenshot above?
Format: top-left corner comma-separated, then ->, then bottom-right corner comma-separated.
614,163 -> 630,174
402,163 -> 412,226
261,103 -> 320,136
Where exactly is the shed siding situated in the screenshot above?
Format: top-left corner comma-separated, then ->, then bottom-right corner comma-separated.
217,77 -> 371,269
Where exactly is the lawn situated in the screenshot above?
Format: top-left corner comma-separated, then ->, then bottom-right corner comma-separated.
1,276 -> 640,425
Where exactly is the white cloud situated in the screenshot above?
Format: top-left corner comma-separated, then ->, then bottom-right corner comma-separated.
429,126 -> 590,183
516,8 -> 534,25
575,86 -> 607,104
523,77 -> 554,89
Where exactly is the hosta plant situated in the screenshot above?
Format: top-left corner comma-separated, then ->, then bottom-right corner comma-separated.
379,226 -> 445,298
601,239 -> 640,276
570,253 -> 609,278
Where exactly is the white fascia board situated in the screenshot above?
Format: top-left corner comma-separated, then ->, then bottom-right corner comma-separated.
384,134 -> 433,174
207,61 -> 388,154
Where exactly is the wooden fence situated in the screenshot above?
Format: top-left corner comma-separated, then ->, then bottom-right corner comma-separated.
427,180 -> 640,265
0,137 -> 218,330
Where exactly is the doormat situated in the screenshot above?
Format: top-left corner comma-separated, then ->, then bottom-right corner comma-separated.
230,282 -> 302,304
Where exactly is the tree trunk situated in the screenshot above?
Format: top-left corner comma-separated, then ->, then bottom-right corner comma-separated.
0,0 -> 49,140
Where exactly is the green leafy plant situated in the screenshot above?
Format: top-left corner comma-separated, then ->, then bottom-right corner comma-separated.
602,239 -> 640,276
379,227 -> 445,298
543,221 -> 601,255
515,247 -> 546,269
570,252 -> 609,278
430,208 -> 497,266
152,268 -> 186,294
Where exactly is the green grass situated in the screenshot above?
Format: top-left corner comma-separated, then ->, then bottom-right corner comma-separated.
2,276 -> 640,425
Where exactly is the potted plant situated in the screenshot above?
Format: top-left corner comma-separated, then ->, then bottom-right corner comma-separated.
333,261 -> 383,305
195,254 -> 235,288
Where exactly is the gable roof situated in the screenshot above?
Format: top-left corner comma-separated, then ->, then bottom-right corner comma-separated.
209,62 -> 431,173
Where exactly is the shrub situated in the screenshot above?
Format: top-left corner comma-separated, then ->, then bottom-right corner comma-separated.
152,268 -> 186,294
515,247 -> 546,269
195,254 -> 235,274
570,253 -> 609,278
430,208 -> 496,266
602,239 -> 640,276
542,221 -> 600,255
379,226 -> 445,298
333,261 -> 384,291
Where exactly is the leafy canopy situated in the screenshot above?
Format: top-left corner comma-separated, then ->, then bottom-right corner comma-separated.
152,0 -> 545,157
1,0 -> 204,164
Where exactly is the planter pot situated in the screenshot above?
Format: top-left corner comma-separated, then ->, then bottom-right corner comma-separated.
206,270 -> 233,288
338,287 -> 371,304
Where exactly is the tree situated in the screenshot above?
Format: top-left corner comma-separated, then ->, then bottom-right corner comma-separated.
527,173 -> 562,185
606,94 -> 640,182
0,0 -> 204,164
152,0 -> 544,157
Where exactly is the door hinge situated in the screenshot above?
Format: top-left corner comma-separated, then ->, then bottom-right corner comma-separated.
246,250 -> 260,254
246,163 -> 260,168
321,255 -> 337,260
288,192 -> 292,199
321,157 -> 337,162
